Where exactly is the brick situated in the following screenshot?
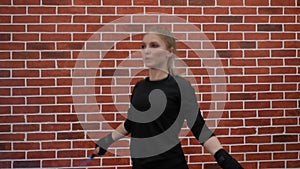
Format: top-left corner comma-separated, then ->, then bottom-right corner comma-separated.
87,7 -> 115,14
0,0 -> 10,5
285,7 -> 300,14
57,42 -> 85,50
12,70 -> 39,77
286,75 -> 300,82
13,16 -> 40,23
117,7 -> 144,14
42,87 -> 70,95
0,25 -> 25,32
12,52 -> 39,59
260,161 -> 285,169
271,67 -> 296,74
258,24 -> 282,31
42,141 -> 70,149
217,0 -> 243,6
57,7 -> 84,14
259,144 -> 284,151
258,110 -> 283,117
28,151 -> 55,159
244,50 -> 270,57
57,24 -> 85,32
272,84 -> 297,91
188,16 -> 214,23
246,136 -> 271,143
42,0 -> 72,5
0,43 -> 25,50
28,7 -> 56,14
230,42 -> 256,49
73,16 -> 101,23
146,7 -> 172,14
27,115 -> 55,122
0,134 -> 25,141
42,16 -> 71,23
41,33 -> 71,41
189,0 -> 215,6
13,34 -> 39,41
258,8 -> 283,14
13,161 -> 40,168
13,124 -> 39,132
258,92 -> 283,100
230,24 -> 256,31
0,34 -> 10,41
27,25 -> 55,32
258,127 -> 284,134
203,7 -> 229,14
0,88 -> 10,96
0,79 -> 24,87
245,68 -> 269,74
246,119 -> 270,126
245,0 -> 269,6
42,160 -> 71,168
258,41 -> 282,48
41,51 -> 71,59
273,135 -> 298,142
271,16 -> 295,23
285,41 -> 300,48
0,70 -> 10,77
216,33 -> 242,40
27,43 -> 55,50
287,161 -> 300,168
103,0 -> 131,5
258,59 -> 283,66
0,7 -> 26,14
0,16 -> 11,23
27,79 -> 55,86
271,0 -> 295,6
103,158 -> 130,166
13,106 -> 39,114
245,16 -> 269,23
57,132 -> 84,140
13,0 -> 40,5
231,7 -> 257,14
0,97 -> 25,105
27,97 -> 55,104
272,50 -> 296,57
216,16 -> 243,23
42,124 -> 70,131
27,133 -> 55,141
13,143 -> 39,150
160,0 -> 187,6
27,61 -> 55,68
42,70 -> 70,77
42,105 -> 70,113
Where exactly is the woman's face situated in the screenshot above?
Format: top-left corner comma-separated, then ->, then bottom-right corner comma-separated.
141,33 -> 171,70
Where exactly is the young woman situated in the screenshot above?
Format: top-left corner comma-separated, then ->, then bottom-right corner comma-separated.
93,27 -> 243,169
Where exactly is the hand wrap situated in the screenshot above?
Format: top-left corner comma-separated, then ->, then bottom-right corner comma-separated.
214,149 -> 244,169
95,133 -> 114,155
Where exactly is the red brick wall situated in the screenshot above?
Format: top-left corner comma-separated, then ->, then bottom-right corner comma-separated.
0,0 -> 299,169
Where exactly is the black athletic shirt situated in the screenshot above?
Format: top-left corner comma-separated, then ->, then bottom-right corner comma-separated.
124,74 -> 214,169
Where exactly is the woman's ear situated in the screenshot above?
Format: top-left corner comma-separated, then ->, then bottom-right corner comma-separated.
168,47 -> 175,57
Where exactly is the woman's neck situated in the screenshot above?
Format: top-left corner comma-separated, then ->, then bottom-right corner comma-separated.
149,68 -> 169,81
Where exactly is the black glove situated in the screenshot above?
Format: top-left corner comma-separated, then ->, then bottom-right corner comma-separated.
95,133 -> 114,156
214,149 -> 243,169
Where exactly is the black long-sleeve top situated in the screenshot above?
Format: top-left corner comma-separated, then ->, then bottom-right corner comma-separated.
124,74 -> 214,168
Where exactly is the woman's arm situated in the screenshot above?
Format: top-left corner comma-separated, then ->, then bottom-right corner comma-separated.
203,136 -> 244,169
93,121 -> 129,156
112,122 -> 129,140
203,136 -> 223,155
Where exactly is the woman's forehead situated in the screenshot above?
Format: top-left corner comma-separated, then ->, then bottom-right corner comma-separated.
142,33 -> 164,43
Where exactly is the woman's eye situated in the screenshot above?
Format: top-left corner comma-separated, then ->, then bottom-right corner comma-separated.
141,44 -> 145,49
151,43 -> 159,48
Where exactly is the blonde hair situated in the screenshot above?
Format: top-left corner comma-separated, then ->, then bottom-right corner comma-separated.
146,27 -> 177,75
